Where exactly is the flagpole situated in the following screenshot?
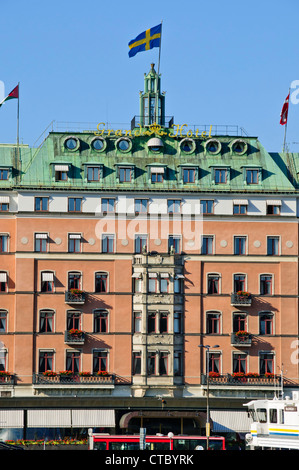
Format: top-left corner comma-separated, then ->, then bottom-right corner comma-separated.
155,21 -> 163,124
283,87 -> 290,153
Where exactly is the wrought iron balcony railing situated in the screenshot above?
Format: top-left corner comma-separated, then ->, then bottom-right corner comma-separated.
65,291 -> 85,304
201,373 -> 281,387
231,332 -> 252,347
231,293 -> 252,306
0,373 -> 15,385
33,373 -> 115,385
64,330 -> 85,345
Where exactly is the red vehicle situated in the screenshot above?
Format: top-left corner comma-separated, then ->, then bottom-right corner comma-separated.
88,433 -> 225,450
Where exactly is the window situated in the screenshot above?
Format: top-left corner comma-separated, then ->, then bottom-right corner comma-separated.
159,352 -> 168,375
0,310 -> 7,333
94,310 -> 108,333
233,313 -> 247,332
206,312 -> 220,334
133,311 -> 142,333
93,350 -> 108,373
174,351 -> 183,376
148,312 -> 157,333
174,275 -> 184,293
55,169 -> 68,181
234,274 -> 246,292
38,351 -> 54,373
214,168 -> 227,184
68,198 -> 82,212
260,312 -> 274,335
135,199 -> 148,213
260,352 -> 274,375
102,235 -> 114,253
66,351 -> 80,374
0,235 -> 8,252
68,234 -> 81,253
35,233 -> 48,252
167,199 -> 181,214
168,236 -> 181,254
41,272 -> 54,292
234,236 -> 246,255
202,236 -> 213,255
68,272 -> 82,290
0,203 -> 9,212
0,272 -> 7,292
132,352 -> 141,375
200,200 -> 214,214
148,273 -> 158,293
256,408 -> 267,423
159,312 -> 168,333
135,235 -> 147,253
147,352 -> 156,375
183,168 -> 195,183
87,166 -> 101,182
207,274 -> 220,294
233,353 -> 247,374
102,198 -> 115,213
35,197 -> 49,211
267,236 -> 279,255
267,204 -> 280,215
260,275 -> 273,295
207,352 -> 221,374
0,169 -> 8,180
0,350 -> 7,372
133,275 -> 142,293
246,169 -> 259,184
95,272 -> 108,293
233,204 -> 247,215
160,273 -> 169,293
150,167 -> 164,183
174,312 -> 183,334
119,167 -> 132,182
39,310 -> 54,333
67,310 -> 81,330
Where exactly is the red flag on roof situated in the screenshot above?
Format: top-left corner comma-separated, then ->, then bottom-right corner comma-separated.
280,93 -> 289,125
0,84 -> 19,107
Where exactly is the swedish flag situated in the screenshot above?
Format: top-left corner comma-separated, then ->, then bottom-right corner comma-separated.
128,24 -> 162,58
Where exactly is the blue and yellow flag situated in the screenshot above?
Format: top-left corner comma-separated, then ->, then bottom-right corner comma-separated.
128,24 -> 162,58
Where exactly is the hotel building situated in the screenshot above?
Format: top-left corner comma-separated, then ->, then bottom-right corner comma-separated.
0,64 -> 298,439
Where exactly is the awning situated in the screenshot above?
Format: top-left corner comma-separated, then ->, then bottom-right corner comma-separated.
148,272 -> 157,278
160,273 -> 169,278
132,272 -> 142,278
27,409 -> 115,428
210,410 -> 253,433
175,274 -> 185,279
0,410 -> 23,428
266,200 -> 282,205
69,234 -> 81,239
150,167 -> 165,173
233,200 -> 248,205
0,196 -> 9,203
119,411 -> 207,429
0,272 -> 7,282
42,272 -> 54,282
54,165 -> 69,172
35,233 -> 48,239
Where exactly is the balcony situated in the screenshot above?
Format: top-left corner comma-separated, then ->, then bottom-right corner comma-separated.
65,290 -> 85,304
201,373 -> 281,387
231,292 -> 252,306
231,332 -> 252,347
33,373 -> 115,386
64,330 -> 85,345
0,372 -> 15,385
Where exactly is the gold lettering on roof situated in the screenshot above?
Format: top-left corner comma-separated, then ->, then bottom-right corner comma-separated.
94,122 -> 213,139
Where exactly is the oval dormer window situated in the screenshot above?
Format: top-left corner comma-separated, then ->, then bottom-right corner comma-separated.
231,139 -> 247,155
91,137 -> 106,151
64,136 -> 79,151
147,137 -> 164,152
206,139 -> 221,154
116,138 -> 132,152
180,138 -> 195,153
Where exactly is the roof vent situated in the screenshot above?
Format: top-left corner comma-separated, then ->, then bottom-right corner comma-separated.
147,137 -> 164,152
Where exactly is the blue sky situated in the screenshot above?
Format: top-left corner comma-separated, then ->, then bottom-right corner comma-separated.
0,0 -> 298,152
